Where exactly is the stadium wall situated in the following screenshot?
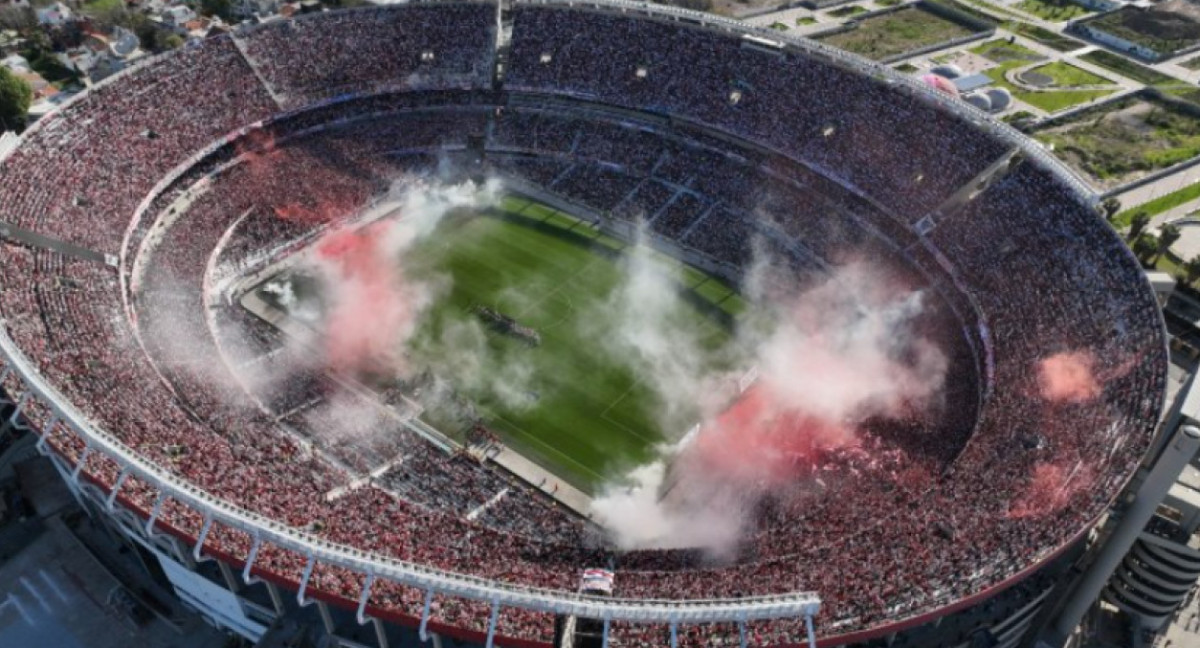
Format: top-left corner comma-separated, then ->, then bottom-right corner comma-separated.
0,2 -> 1167,646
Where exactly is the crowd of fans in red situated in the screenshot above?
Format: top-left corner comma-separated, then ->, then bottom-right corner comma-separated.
0,4 -> 1164,646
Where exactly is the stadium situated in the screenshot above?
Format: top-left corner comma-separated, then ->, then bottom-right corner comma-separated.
0,1 -> 1169,648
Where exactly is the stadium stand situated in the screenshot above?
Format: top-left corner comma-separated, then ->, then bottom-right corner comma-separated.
0,1 -> 1164,646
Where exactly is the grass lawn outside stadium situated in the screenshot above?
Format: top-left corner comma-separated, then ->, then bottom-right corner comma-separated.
815,5 -> 980,61
257,196 -> 751,493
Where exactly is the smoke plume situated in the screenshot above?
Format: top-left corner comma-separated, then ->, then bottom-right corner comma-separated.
582,237 -> 745,433
591,260 -> 948,554
1037,351 -> 1100,403
1007,460 -> 1094,519
306,178 -> 502,377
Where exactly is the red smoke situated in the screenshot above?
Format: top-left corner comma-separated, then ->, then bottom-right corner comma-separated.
1037,351 -> 1100,403
237,126 -> 360,228
1007,461 -> 1092,518
237,126 -> 277,160
314,221 -> 417,377
691,384 -> 859,487
682,269 -> 944,490
274,200 -> 340,225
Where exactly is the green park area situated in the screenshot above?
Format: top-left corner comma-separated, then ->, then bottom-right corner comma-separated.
1013,0 -> 1089,21
818,5 -> 979,60
1034,94 -> 1200,189
971,39 -> 1116,112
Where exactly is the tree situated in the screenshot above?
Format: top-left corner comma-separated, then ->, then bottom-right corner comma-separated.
129,13 -> 159,51
200,0 -> 235,21
158,33 -> 184,51
1183,255 -> 1200,286
0,5 -> 36,30
0,67 -> 33,134
79,0 -> 133,30
1100,197 -> 1121,222
21,29 -> 53,60
1157,224 -> 1182,263
129,14 -> 179,53
1132,233 -> 1159,266
1128,211 -> 1150,240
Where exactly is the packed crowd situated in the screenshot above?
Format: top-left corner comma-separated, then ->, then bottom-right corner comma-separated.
505,5 -> 1012,222
488,107 -> 921,273
235,4 -> 496,110
0,4 -> 1166,646
0,36 -> 278,253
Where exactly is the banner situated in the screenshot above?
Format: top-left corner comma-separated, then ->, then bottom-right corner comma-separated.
580,568 -> 615,595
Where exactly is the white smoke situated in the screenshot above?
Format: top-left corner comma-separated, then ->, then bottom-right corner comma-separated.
590,259 -> 949,555
377,176 -> 505,253
407,314 -> 542,413
754,262 -> 948,422
581,234 -> 747,435
298,176 -> 502,378
589,459 -> 747,555
136,176 -> 503,451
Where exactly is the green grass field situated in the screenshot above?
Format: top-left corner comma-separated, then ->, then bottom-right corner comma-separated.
932,0 -> 1010,22
1114,180 -> 1200,227
1019,88 -> 1116,112
81,0 -> 123,13
1160,86 -> 1200,107
1079,50 -> 1178,86
1003,21 -> 1086,52
817,6 -> 979,60
973,42 -> 1116,113
971,38 -> 1044,63
828,5 -> 869,17
1006,62 -> 1117,112
1013,0 -> 1089,21
401,197 -> 746,492
1026,61 -> 1113,87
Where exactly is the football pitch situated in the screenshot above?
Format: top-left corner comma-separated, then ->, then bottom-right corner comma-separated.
402,196 -> 747,492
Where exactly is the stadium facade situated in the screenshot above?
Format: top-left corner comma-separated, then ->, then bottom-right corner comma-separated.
0,1 -> 1176,647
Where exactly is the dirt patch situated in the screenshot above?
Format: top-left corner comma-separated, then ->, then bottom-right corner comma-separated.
930,49 -> 994,74
1019,70 -> 1055,87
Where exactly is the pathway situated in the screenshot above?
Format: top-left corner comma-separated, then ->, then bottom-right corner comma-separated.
490,446 -> 593,518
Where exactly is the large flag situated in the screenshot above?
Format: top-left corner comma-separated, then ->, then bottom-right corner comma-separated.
580,568 -> 615,595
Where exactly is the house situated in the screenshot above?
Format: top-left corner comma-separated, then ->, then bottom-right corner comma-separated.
35,2 -> 73,26
109,26 -> 140,58
84,53 -> 125,83
28,89 -> 77,122
137,0 -> 169,12
57,47 -> 94,75
14,70 -> 58,101
235,0 -> 283,19
160,4 -> 198,27
1,53 -> 32,74
81,30 -> 111,53
81,26 -> 140,59
56,39 -> 128,84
